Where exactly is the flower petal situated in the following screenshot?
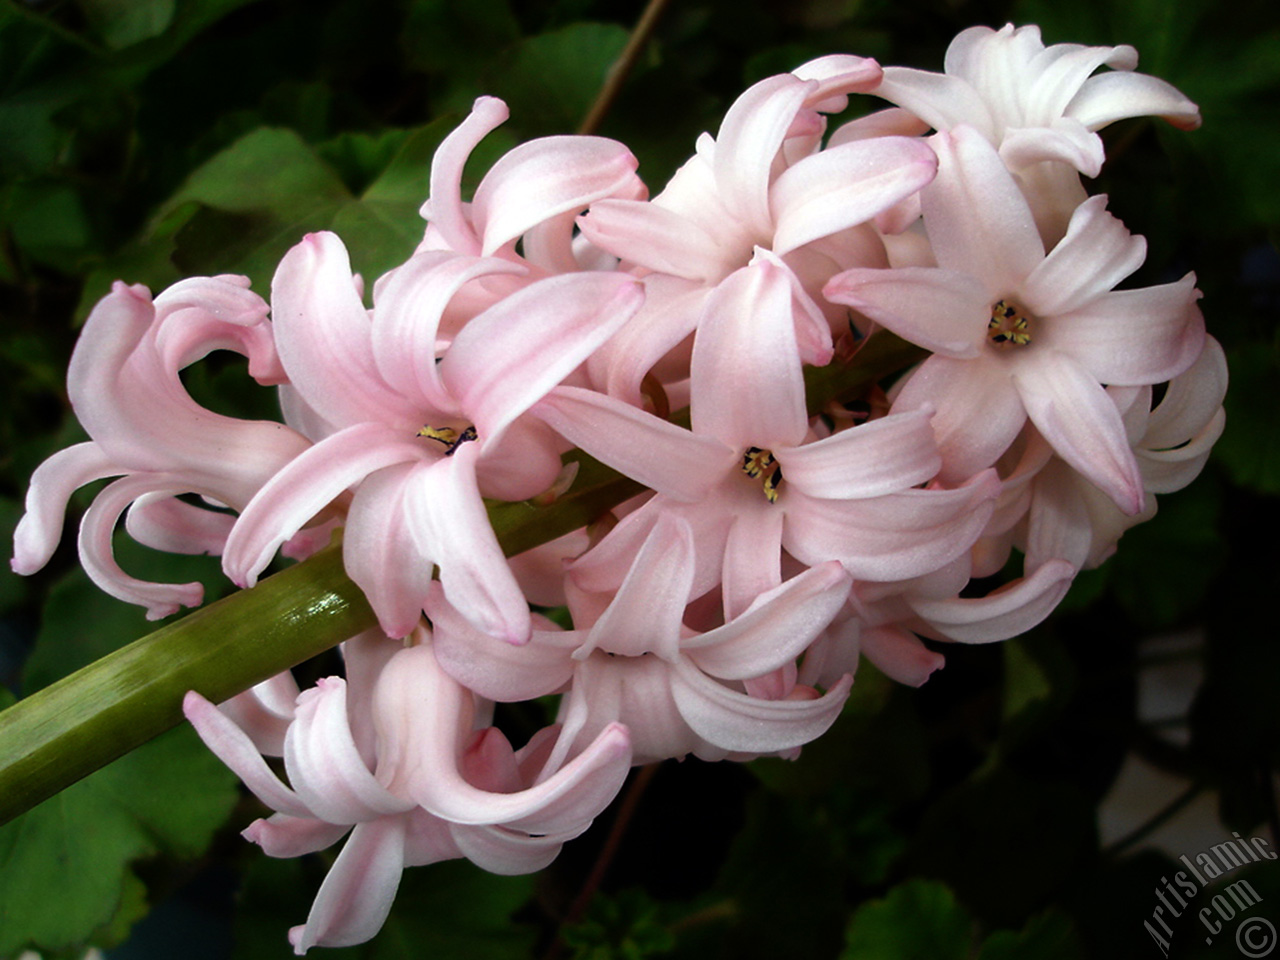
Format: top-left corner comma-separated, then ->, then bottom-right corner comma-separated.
289,817 -> 407,953
405,443 -> 530,644
1012,352 -> 1144,514
911,558 -> 1075,642
775,405 -> 942,499
824,267 -> 989,358
671,659 -> 853,754
472,136 -> 642,255
687,561 -> 851,680
225,423 -> 426,588
285,678 -> 413,824
771,136 -> 938,255
535,386 -> 733,502
440,272 -> 644,444
183,691 -> 312,818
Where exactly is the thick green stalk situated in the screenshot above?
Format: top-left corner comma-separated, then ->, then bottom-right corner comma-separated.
0,332 -> 924,826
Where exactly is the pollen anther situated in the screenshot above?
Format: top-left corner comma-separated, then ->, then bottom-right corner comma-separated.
742,447 -> 783,503
417,424 -> 478,455
988,299 -> 1032,347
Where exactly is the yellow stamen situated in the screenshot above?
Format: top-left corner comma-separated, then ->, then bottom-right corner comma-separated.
988,299 -> 1032,347
742,447 -> 783,503
417,424 -> 477,455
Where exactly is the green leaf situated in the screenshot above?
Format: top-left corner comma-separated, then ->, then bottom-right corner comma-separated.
1215,343 -> 1280,494
561,888 -> 676,960
489,23 -> 631,135
0,723 -> 237,954
76,0 -> 176,49
840,879 -> 972,960
232,856 -> 537,959
906,768 -> 1095,927
976,910 -> 1085,960
161,126 -> 352,289
1000,634 -> 1075,748
401,0 -> 522,76
1107,479 -> 1225,629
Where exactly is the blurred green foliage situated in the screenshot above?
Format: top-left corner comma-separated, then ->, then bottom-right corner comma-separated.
0,0 -> 1276,956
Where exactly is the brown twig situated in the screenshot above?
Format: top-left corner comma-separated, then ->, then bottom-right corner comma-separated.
542,762 -> 662,960
578,0 -> 674,135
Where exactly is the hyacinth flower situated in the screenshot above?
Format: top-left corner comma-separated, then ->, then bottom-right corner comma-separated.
825,126 -> 1205,517
418,95 -> 647,280
221,233 -> 644,642
12,276 -> 310,618
872,23 -> 1201,239
537,254 -> 1000,618
427,513 -> 855,765
1017,335 -> 1228,573
184,630 -> 631,953
576,57 -> 940,404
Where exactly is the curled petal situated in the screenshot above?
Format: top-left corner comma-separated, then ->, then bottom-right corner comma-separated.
125,494 -> 234,557
373,644 -> 632,833
472,136 -> 642,255
1012,353 -> 1145,514
1043,275 -> 1205,387
776,406 -> 942,499
671,659 -> 853,754
450,824 -> 566,876
911,559 -> 1076,643
244,814 -> 349,859
687,561 -> 852,680
577,200 -> 732,282
271,233 -> 421,430
713,74 -> 814,237
285,678 -> 414,824
224,422 -> 426,588
344,462 -> 435,639
892,355 -> 1027,483
999,119 -> 1104,177
371,251 -> 526,409
12,442 -> 118,575
440,272 -> 644,444
691,258 -> 808,450
1067,69 -> 1201,131
184,691 -> 312,818
289,818 -> 407,954
783,471 -> 1001,582
824,267 -> 989,358
581,513 -> 696,661
1144,336 -> 1228,450
1021,195 -> 1147,317
924,127 -> 1044,295
535,386 -> 733,502
79,474 -> 204,619
860,626 -> 944,687
423,96 -> 509,254
771,137 -> 938,255
404,444 -> 530,644
428,585 -> 576,702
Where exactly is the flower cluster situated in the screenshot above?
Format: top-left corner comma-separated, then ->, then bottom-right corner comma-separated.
12,24 -> 1224,953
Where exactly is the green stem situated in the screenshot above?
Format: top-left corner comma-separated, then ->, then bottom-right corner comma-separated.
0,332 -> 924,826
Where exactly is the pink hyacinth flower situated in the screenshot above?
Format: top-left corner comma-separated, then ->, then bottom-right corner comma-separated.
184,630 -> 631,954
222,233 -> 644,642
12,276 -> 309,617
429,513 -> 855,765
537,254 -> 999,617
825,126 -> 1205,516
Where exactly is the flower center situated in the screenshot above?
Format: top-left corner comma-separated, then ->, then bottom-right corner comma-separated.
742,447 -> 783,503
417,423 -> 478,455
988,299 -> 1033,348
